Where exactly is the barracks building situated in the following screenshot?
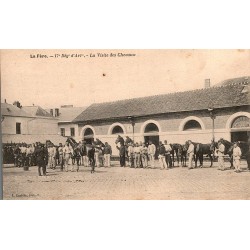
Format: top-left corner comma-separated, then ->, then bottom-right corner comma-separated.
72,77 -> 250,155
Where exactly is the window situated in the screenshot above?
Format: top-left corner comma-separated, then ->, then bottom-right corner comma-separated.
112,125 -> 124,134
183,120 -> 202,131
60,128 -> 65,136
70,127 -> 75,137
144,123 -> 159,133
16,123 -> 21,134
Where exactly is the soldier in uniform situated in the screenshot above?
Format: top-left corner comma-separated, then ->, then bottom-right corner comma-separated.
34,142 -> 48,176
58,143 -> 64,171
88,143 -> 96,173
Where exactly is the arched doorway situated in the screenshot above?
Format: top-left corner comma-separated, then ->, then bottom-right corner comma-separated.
230,116 -> 250,142
143,122 -> 160,158
83,127 -> 95,144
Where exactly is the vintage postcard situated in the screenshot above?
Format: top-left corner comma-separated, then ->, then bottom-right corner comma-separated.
1,49 -> 250,200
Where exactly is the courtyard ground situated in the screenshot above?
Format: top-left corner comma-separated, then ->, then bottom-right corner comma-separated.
2,160 -> 250,200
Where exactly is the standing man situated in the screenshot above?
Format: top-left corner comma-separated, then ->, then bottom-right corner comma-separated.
187,140 -> 195,170
34,142 -> 48,176
164,140 -> 172,168
48,143 -> 56,169
88,143 -> 96,173
116,142 -> 126,167
127,142 -> 134,167
133,142 -> 141,168
141,143 -> 148,168
148,140 -> 156,168
80,141 -> 89,167
158,141 -> 168,170
13,144 -> 21,167
63,142 -> 73,172
103,142 -> 112,167
58,143 -> 64,171
233,142 -> 242,173
216,141 -> 225,171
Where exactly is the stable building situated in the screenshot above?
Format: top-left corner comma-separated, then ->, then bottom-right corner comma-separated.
73,77 -> 250,155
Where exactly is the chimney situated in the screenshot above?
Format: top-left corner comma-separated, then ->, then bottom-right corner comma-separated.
50,109 -> 54,116
13,101 -> 22,108
205,79 -> 210,88
55,108 -> 59,117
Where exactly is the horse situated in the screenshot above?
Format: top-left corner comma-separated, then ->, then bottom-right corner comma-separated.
185,141 -> 214,168
170,143 -> 182,167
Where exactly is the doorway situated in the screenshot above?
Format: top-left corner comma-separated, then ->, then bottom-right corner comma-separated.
231,131 -> 249,142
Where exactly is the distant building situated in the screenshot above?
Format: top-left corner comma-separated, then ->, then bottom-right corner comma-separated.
1,103 -> 66,144
73,77 -> 250,155
46,105 -> 87,141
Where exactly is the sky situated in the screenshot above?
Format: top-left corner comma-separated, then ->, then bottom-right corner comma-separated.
1,49 -> 250,109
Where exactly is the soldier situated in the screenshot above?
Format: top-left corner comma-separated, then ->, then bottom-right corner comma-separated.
127,142 -> 134,167
233,142 -> 242,173
103,142 -> 112,167
164,140 -> 172,168
26,144 -> 33,167
48,143 -> 57,170
141,143 -> 148,168
216,141 -> 225,171
63,142 -> 73,172
88,143 -> 96,173
13,144 -> 21,167
58,143 -> 64,171
158,141 -> 168,170
133,143 -> 141,168
116,142 -> 126,167
148,140 -> 156,168
34,142 -> 48,176
73,146 -> 81,172
187,140 -> 195,170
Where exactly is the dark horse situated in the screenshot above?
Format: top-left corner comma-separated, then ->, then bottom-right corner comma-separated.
185,141 -> 214,168
170,143 -> 189,167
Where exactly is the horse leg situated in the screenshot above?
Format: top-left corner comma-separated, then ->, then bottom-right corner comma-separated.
176,152 -> 179,167
209,154 -> 213,167
200,154 -> 203,168
172,152 -> 175,167
194,154 -> 198,168
230,155 -> 234,169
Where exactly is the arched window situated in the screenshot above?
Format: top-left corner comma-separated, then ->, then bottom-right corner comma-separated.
183,120 -> 202,131
112,125 -> 124,134
231,116 -> 250,129
144,123 -> 159,133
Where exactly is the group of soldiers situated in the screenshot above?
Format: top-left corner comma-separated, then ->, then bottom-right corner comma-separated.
3,135 -> 250,176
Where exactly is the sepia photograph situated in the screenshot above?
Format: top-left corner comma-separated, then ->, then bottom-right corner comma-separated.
1,49 -> 250,200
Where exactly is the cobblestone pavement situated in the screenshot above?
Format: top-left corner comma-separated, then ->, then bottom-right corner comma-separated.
3,160 -> 250,200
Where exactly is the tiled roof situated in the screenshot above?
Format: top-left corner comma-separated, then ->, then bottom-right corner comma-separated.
1,103 -> 33,117
73,83 -> 250,123
22,106 -> 54,118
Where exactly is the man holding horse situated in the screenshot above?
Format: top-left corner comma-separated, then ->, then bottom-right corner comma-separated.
187,140 -> 195,169
216,141 -> 225,171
